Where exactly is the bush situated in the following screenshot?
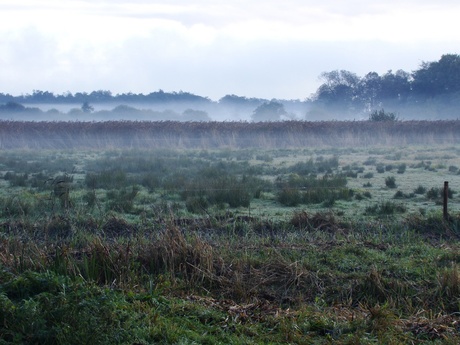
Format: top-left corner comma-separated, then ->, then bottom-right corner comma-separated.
186,196 -> 209,214
414,185 -> 426,194
393,190 -> 405,199
385,176 -> 397,189
363,157 -> 377,165
4,172 -> 28,187
83,190 -> 98,209
302,188 -> 353,205
0,196 -> 32,217
355,193 -> 365,200
365,201 -> 406,215
368,109 -> 398,122
426,187 -> 440,200
277,188 -> 301,206
106,186 -> 139,213
397,163 -> 406,174
85,170 -> 127,189
426,187 -> 455,200
286,156 -> 339,175
449,165 -> 458,173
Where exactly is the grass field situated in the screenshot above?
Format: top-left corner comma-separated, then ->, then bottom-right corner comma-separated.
0,126 -> 460,343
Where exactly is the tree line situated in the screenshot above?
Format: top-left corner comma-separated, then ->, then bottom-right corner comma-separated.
0,89 -> 211,105
310,54 -> 460,119
0,54 -> 459,120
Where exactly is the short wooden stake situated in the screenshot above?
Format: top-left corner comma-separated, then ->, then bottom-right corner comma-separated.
443,181 -> 449,220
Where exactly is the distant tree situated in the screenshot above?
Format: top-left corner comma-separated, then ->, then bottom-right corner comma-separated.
314,70 -> 362,112
379,70 -> 411,102
81,102 -> 94,113
219,95 -> 264,108
182,109 -> 211,121
357,70 -> 411,110
0,93 -> 14,103
31,90 -> 56,102
145,90 -> 211,104
358,72 -> 382,110
0,102 -> 42,114
252,101 -> 287,121
68,108 -> 83,115
111,105 -> 140,113
74,92 -> 89,103
412,54 -> 460,97
0,102 -> 26,112
89,90 -> 112,102
368,109 -> 398,122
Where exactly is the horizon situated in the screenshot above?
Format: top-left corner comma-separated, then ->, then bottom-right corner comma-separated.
1,1 -> 460,101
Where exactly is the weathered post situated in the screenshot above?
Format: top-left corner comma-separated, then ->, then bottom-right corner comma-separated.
443,181 -> 449,220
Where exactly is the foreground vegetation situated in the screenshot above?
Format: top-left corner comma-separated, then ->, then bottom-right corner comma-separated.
1,135 -> 460,343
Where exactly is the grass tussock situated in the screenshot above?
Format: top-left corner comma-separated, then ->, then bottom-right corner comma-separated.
1,143 -> 460,343
0,212 -> 460,343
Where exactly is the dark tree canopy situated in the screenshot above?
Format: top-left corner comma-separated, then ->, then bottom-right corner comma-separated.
411,54 -> 460,96
252,101 -> 287,122
81,102 -> 94,113
0,89 -> 212,105
316,70 -> 360,104
309,54 -> 460,119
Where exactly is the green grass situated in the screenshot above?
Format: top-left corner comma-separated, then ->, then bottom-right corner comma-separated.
0,145 -> 460,343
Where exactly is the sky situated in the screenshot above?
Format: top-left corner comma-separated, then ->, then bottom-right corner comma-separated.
0,0 -> 459,101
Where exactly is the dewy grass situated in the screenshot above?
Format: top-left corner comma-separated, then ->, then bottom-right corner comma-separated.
0,144 -> 460,343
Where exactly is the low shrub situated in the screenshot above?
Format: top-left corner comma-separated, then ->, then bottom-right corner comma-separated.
368,109 -> 398,121
0,196 -> 32,218
385,176 -> 397,189
448,165 -> 458,173
363,157 -> 377,165
4,172 -> 28,187
302,188 -> 353,205
85,169 -> 128,189
106,186 -> 139,213
393,190 -> 405,199
397,163 -> 406,174
365,201 -> 406,215
414,185 -> 426,194
277,188 -> 301,206
426,187 -> 455,200
186,196 -> 209,214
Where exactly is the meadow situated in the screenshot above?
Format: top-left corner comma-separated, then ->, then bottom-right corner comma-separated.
0,120 -> 459,344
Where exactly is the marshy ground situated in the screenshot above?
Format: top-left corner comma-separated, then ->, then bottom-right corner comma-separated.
0,123 -> 459,343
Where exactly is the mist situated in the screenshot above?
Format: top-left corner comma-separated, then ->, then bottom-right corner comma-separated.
2,98 -> 457,123
2,53 -> 460,122
0,98 -> 309,122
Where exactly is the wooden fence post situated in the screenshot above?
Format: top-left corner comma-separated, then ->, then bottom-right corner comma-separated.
443,181 -> 449,220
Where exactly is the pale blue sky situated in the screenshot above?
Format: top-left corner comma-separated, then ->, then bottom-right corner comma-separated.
1,0 -> 459,100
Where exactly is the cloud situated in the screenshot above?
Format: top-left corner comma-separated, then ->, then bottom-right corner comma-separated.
0,0 -> 459,99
